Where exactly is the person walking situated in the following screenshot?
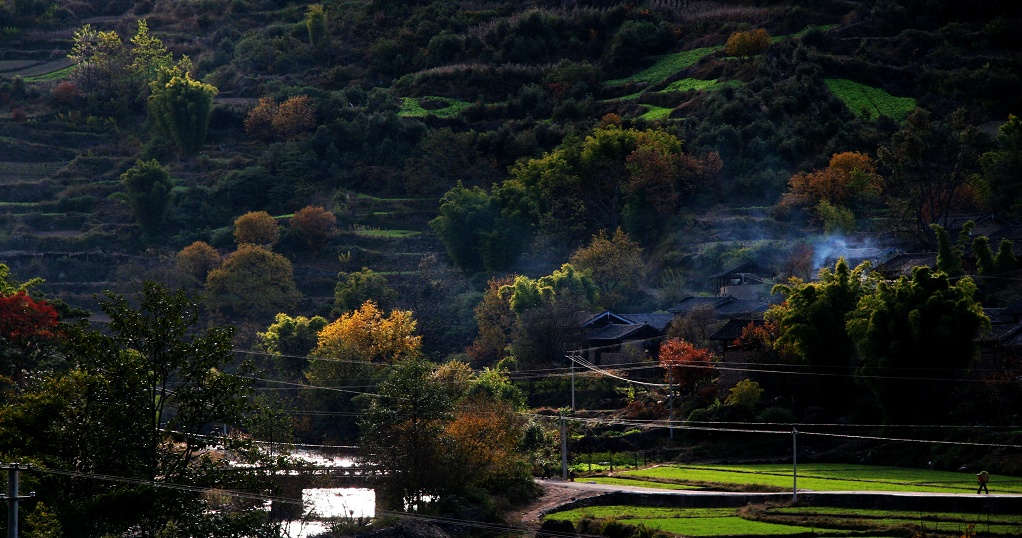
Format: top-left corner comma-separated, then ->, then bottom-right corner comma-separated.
977,470 -> 990,494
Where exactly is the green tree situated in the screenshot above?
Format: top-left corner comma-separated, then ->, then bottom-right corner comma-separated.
429,183 -> 499,273
360,357 -> 453,510
0,283 -> 276,535
148,71 -> 217,154
120,159 -> 172,236
768,259 -> 875,411
257,313 -> 327,380
500,264 -> 599,365
932,223 -> 964,277
305,3 -> 327,45
980,114 -> 1022,218
205,244 -> 301,320
847,267 -> 989,423
129,20 -> 172,99
333,267 -> 398,315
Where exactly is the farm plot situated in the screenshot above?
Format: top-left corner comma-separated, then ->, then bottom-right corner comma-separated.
545,504 -> 1022,537
824,78 -> 917,122
585,463 -> 1022,494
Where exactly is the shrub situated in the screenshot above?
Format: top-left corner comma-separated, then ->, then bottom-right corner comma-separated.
724,28 -> 770,58
289,205 -> 336,247
234,210 -> 279,246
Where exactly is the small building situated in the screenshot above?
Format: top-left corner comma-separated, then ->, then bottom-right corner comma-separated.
579,311 -> 674,365
710,262 -> 775,299
669,295 -> 771,320
873,252 -> 937,279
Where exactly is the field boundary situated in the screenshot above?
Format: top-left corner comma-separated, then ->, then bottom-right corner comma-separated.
543,489 -> 1022,516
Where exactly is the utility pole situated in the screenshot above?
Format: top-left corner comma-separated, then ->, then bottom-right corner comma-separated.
560,415 -> 568,480
570,353 -> 575,411
2,463 -> 34,538
667,369 -> 673,439
792,428 -> 798,502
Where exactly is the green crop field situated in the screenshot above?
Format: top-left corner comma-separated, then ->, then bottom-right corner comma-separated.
398,96 -> 472,118
640,105 -> 674,121
661,78 -> 721,93
608,46 -> 721,85
546,503 -> 1022,537
586,463 -> 1022,494
825,78 -> 917,121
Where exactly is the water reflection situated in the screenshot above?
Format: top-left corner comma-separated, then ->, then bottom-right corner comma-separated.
276,451 -> 375,537
279,488 -> 375,538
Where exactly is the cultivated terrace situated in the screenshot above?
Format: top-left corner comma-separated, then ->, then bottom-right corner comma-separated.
0,0 -> 1021,535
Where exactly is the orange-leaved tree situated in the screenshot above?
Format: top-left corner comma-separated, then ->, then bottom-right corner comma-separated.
289,205 -> 336,248
659,338 -> 715,395
175,241 -> 219,284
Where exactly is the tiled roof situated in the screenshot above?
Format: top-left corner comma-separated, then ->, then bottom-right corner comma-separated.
873,253 -> 936,278
619,313 -> 674,331
709,319 -> 764,341
669,296 -> 770,318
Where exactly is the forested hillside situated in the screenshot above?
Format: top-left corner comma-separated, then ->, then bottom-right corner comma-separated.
2,0 -> 1022,533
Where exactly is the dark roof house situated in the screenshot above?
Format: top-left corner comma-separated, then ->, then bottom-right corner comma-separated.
668,295 -> 771,319
579,311 -> 674,365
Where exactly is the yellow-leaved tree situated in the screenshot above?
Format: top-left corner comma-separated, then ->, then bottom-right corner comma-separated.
312,300 -> 422,364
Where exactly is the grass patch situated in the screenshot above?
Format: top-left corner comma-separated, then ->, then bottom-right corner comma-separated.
615,464 -> 1021,494
662,78 -> 720,92
825,78 -> 916,122
608,46 -> 721,85
577,476 -> 700,490
640,105 -> 674,121
398,96 -> 472,118
347,228 -> 421,239
546,506 -> 830,536
24,65 -> 73,82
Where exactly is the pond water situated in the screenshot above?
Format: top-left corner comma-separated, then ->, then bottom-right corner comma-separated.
277,450 -> 376,538
279,487 -> 375,537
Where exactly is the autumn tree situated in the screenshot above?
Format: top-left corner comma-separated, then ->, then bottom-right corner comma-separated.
120,159 -> 172,236
289,205 -> 336,248
724,28 -> 770,58
175,240 -> 219,284
847,266 -> 989,423
272,95 -> 317,139
0,289 -> 59,385
312,300 -> 422,364
467,275 -> 517,366
148,70 -> 217,154
658,338 -> 715,396
205,244 -> 301,320
234,210 -> 280,246
243,97 -> 277,142
778,152 -> 882,230
569,228 -> 646,309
